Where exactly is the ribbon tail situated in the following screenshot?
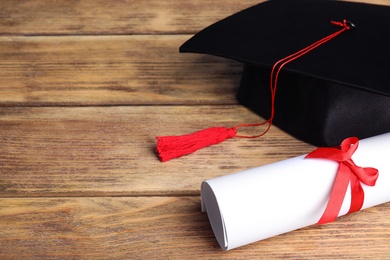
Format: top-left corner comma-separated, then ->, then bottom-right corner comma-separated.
318,163 -> 350,224
348,174 -> 364,214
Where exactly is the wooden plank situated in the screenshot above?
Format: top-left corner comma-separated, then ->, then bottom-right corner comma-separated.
0,0 -> 263,35
0,35 -> 242,106
0,106 -> 315,197
0,0 -> 388,35
0,197 -> 388,258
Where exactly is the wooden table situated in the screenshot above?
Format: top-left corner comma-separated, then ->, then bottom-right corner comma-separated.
0,0 -> 389,258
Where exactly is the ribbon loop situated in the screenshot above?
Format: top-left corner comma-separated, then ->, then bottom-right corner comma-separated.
305,137 -> 379,224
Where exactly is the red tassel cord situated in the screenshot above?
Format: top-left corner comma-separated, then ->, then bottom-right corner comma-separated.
156,20 -> 353,162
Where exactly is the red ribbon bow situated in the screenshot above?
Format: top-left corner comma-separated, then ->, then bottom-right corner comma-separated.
305,137 -> 379,224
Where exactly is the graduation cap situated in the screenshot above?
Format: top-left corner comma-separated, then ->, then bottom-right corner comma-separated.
156,0 -> 390,162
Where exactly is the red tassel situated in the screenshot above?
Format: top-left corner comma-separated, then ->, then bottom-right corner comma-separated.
156,21 -> 351,162
156,127 -> 237,162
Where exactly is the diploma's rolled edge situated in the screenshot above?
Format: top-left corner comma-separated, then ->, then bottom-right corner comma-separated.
201,181 -> 229,250
201,186 -> 206,213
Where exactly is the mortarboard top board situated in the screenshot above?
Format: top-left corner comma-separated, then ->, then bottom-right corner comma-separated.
179,0 -> 390,147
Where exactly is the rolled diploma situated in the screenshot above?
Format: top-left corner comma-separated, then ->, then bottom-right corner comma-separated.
201,132 -> 390,250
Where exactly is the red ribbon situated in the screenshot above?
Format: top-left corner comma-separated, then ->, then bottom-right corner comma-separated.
305,137 -> 379,224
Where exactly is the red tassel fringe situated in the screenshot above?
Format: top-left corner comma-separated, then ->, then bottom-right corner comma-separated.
156,127 -> 237,162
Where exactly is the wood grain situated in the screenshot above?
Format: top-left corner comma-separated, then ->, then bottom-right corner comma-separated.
0,197 -> 388,259
0,0 -> 390,36
0,35 -> 242,106
0,106 -> 314,197
1,0 -> 388,36
1,0 -> 389,257
0,0 -> 263,35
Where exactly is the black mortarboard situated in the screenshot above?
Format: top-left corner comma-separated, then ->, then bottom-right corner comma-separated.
179,0 -> 390,147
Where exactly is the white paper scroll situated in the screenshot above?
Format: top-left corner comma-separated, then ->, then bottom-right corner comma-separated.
201,132 -> 390,250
